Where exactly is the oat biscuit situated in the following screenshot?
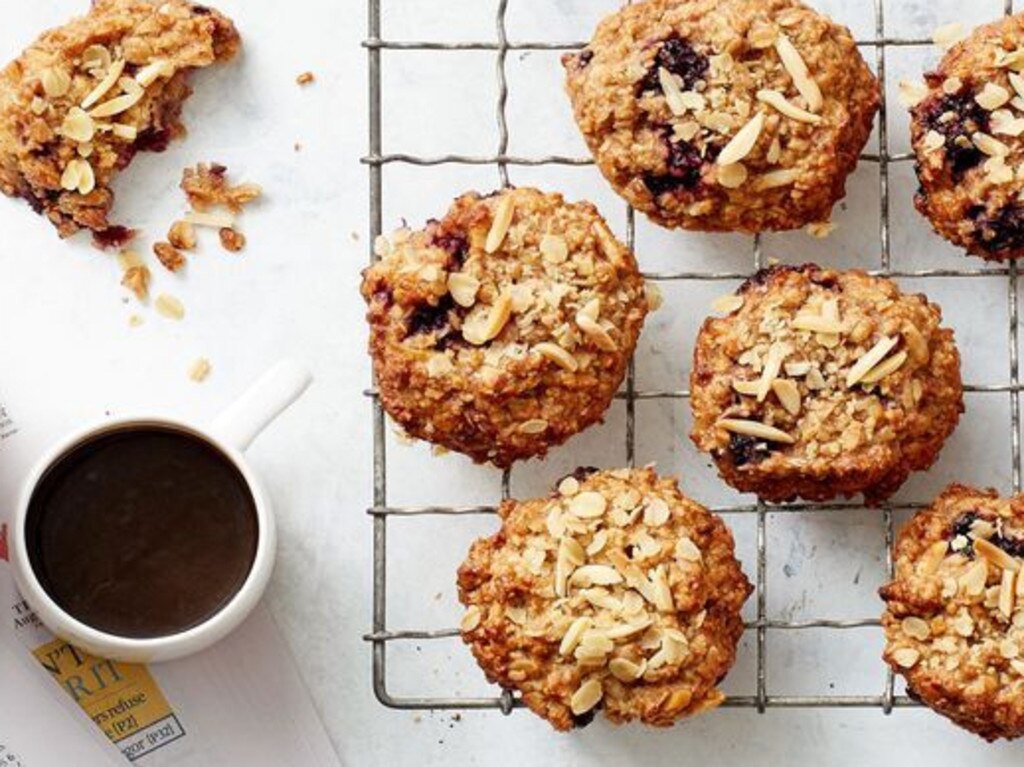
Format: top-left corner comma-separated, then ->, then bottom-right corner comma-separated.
881,485 -> 1024,740
0,0 -> 240,242
457,467 -> 752,730
690,264 -> 963,504
360,188 -> 650,467
909,14 -> 1024,260
562,0 -> 879,233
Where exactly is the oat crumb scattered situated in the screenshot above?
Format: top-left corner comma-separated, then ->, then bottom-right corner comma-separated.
296,71 -> 316,86
154,242 -> 187,272
154,293 -> 185,320
121,265 -> 151,301
188,357 -> 212,382
219,227 -> 246,252
168,220 -> 197,251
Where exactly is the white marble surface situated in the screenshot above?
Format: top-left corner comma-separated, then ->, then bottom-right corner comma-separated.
4,0 -> 1024,764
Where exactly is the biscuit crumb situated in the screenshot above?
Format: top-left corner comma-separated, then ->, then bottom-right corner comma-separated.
181,163 -> 262,213
188,357 -> 211,382
219,227 -> 247,252
296,71 -> 316,86
121,265 -> 151,301
168,220 -> 197,251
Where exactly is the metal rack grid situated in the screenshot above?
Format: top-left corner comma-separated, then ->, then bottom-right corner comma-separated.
364,0 -> 1023,716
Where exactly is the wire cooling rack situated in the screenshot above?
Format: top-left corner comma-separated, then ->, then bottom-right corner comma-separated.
363,0 -> 1024,716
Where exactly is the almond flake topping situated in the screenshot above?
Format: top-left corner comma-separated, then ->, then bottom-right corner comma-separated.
711,294 -> 744,314
608,658 -> 644,683
463,291 -> 513,345
569,564 -> 623,588
718,418 -> 795,444
81,59 -> 126,110
675,536 -> 702,563
485,196 -> 515,254
154,293 -> 185,321
845,335 -> 898,388
860,350 -> 908,385
1000,568 -> 1016,618
717,112 -> 765,166
922,130 -> 946,152
518,419 -> 548,435
539,233 -> 568,263
774,34 -> 823,112
756,342 -> 789,402
756,89 -> 823,124
974,538 -> 1021,571
717,162 -> 749,189
790,313 -> 843,335
901,616 -> 930,641
135,59 -> 174,87
60,158 -> 95,194
447,272 -> 480,308
559,616 -> 591,656
771,378 -> 802,415
1010,72 -> 1024,101
642,498 -> 670,527
61,106 -> 96,143
570,679 -> 603,716
990,109 -> 1024,137
460,605 -> 482,632
892,647 -> 920,668
752,168 -> 800,191
41,68 -> 71,99
534,342 -> 578,372
658,67 -> 688,116
976,82 -> 1012,111
569,491 -> 607,519
575,299 -> 617,352
972,132 -> 1010,157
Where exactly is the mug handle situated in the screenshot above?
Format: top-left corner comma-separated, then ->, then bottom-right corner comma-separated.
210,359 -> 313,452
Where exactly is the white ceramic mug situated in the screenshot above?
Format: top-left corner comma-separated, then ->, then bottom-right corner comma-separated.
9,360 -> 312,663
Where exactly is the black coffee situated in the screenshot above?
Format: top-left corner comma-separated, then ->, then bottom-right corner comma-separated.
25,426 -> 259,639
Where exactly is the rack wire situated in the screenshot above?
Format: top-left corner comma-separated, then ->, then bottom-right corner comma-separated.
364,0 -> 1023,716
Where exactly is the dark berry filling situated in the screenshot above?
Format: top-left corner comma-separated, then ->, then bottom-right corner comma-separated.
644,138 -> 718,196
739,264 -> 819,293
969,204 -> 1024,255
949,511 -> 1024,557
432,231 -> 469,269
728,433 -> 770,467
919,93 -> 989,177
576,49 -> 594,69
135,127 -> 174,153
639,37 -> 708,95
92,225 -> 136,250
406,294 -> 461,348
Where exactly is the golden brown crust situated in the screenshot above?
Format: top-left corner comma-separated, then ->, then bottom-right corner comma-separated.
457,468 -> 752,731
562,0 -> 878,233
689,264 -> 964,504
910,14 -> 1024,261
881,485 -> 1024,740
361,188 -> 650,467
0,0 -> 240,240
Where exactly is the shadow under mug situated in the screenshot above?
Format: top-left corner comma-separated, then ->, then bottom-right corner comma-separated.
9,359 -> 312,663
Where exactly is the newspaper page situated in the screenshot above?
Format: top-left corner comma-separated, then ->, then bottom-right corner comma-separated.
0,400 -> 341,766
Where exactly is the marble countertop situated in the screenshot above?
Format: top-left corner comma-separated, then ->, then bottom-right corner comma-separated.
4,0 -> 1024,764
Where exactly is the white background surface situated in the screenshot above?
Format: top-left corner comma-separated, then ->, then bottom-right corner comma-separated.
3,0 -> 1024,764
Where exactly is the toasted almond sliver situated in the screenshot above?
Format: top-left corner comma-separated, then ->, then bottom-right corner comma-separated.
183,210 -> 237,228
711,294 -> 744,314
539,233 -> 568,263
135,59 -> 174,87
972,132 -> 1010,157
791,314 -> 843,334
902,616 -> 930,641
675,536 -> 702,563
60,160 -> 82,192
756,342 -> 789,402
1010,72 -> 1024,101
892,647 -> 920,668
756,89 -> 822,124
609,657 -> 644,683
570,679 -> 603,716
718,418 -> 795,444
717,112 -> 765,166
922,129 -> 946,151
717,162 -> 748,188
518,419 -> 548,434
559,617 -> 591,656
845,335 -> 898,388
732,379 -> 761,397
534,341 -> 578,372
771,378 -> 802,415
959,559 -> 989,597
976,82 -> 1012,111
569,491 -> 607,519
81,59 -> 126,110
464,292 -> 513,345
860,350 -> 908,385
658,66 -> 688,116
1000,568 -> 1016,618
447,272 -> 480,308
643,497 -> 670,527
975,537 -> 1021,571
485,195 -> 515,254
89,89 -> 144,119
460,605 -> 481,632
576,310 -> 617,352
41,67 -> 71,98
569,564 -> 623,587
774,35 -> 822,112
752,168 -> 800,191
154,293 -> 185,321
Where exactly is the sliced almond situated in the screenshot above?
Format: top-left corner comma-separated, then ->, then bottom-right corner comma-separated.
518,419 -> 548,435
959,559 -> 989,597
774,34 -> 822,112
717,418 -> 795,444
1010,72 -> 1024,101
559,617 -> 591,656
41,67 -> 71,98
711,294 -> 744,314
1000,568 -> 1016,618
111,123 -> 137,140
154,293 -> 185,321
183,210 -> 237,228
791,314 -> 843,334
609,657 -> 644,683
539,233 -> 568,263
942,76 -> 962,95
569,491 -> 607,519
717,162 -> 748,188
446,272 -> 480,308
976,82 -> 1012,111
135,59 -> 174,87
534,342 -> 578,372
569,564 -> 624,588
845,335 -> 898,388
460,605 -> 482,632
462,292 -> 513,346
81,59 -> 126,110
922,129 -> 946,151
771,378 -> 802,415
560,537 -> 586,567
60,158 -> 95,195
658,67 -> 688,116
586,530 -> 608,556
89,89 -> 144,119
756,342 -> 789,402
731,379 -> 761,397
860,350 -> 908,385
756,89 -> 822,124
805,367 -> 827,390
892,647 -> 920,668
81,45 -> 111,72
752,168 -> 800,191
576,301 -> 617,352
485,195 -> 515,254
650,567 -> 674,612
188,358 -> 212,383
785,361 -> 811,377
642,497 -> 670,527
675,536 -> 702,563
717,112 -> 765,166
901,616 -> 930,641
974,538 -> 1021,571
570,679 -> 603,716
972,132 -> 1010,157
